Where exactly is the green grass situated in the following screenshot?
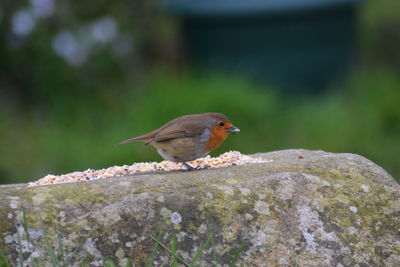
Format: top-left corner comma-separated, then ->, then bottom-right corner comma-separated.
146,231 -> 163,267
0,250 -> 11,267
1,218 -> 244,266
150,233 -> 189,266
148,230 -> 242,267
190,232 -> 214,266
1,213 -> 100,266
229,243 -> 244,267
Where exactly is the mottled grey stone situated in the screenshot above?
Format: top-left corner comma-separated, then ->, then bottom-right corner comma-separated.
1,149 -> 399,266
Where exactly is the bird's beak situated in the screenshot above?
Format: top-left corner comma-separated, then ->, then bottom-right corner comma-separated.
226,126 -> 240,134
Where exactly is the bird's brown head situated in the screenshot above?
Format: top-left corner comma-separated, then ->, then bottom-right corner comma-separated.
204,113 -> 240,152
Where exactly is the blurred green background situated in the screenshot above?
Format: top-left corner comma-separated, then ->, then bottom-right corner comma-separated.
0,0 -> 399,184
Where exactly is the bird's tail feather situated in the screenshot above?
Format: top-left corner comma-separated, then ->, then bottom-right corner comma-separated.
116,131 -> 157,146
116,137 -> 140,145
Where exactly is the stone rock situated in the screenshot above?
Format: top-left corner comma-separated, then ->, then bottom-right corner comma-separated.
1,149 -> 399,266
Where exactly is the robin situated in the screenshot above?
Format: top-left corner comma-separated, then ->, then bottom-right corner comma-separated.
118,113 -> 240,170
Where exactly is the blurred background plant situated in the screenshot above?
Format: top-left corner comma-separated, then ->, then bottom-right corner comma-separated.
0,0 -> 399,184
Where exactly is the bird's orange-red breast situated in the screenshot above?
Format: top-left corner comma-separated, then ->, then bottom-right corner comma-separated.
118,113 -> 240,169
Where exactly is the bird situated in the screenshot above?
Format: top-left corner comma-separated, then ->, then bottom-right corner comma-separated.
117,113 -> 240,170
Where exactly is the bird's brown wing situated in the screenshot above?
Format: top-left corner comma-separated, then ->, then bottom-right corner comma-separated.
151,119 -> 207,143
117,114 -> 211,145
151,130 -> 186,143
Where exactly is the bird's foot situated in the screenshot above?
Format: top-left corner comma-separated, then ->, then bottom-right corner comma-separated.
181,162 -> 195,171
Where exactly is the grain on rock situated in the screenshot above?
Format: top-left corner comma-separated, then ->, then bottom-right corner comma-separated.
28,151 -> 270,187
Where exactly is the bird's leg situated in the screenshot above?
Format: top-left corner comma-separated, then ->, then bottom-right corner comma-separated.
181,161 -> 194,171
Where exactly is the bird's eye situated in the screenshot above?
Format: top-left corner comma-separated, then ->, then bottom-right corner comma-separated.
218,121 -> 225,127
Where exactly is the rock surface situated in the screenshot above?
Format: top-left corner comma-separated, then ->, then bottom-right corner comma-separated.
1,149 -> 400,266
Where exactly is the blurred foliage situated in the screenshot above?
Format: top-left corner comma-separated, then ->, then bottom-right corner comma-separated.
0,0 -> 399,184
358,0 -> 400,71
1,69 -> 399,184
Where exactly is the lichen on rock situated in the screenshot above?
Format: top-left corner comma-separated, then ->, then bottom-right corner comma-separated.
1,149 -> 400,266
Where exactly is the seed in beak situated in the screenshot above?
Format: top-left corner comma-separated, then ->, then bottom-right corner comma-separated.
227,126 -> 240,133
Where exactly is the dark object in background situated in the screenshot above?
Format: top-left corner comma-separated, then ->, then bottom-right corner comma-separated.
165,0 -> 359,93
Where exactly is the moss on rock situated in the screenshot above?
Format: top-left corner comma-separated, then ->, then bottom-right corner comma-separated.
1,149 -> 399,266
